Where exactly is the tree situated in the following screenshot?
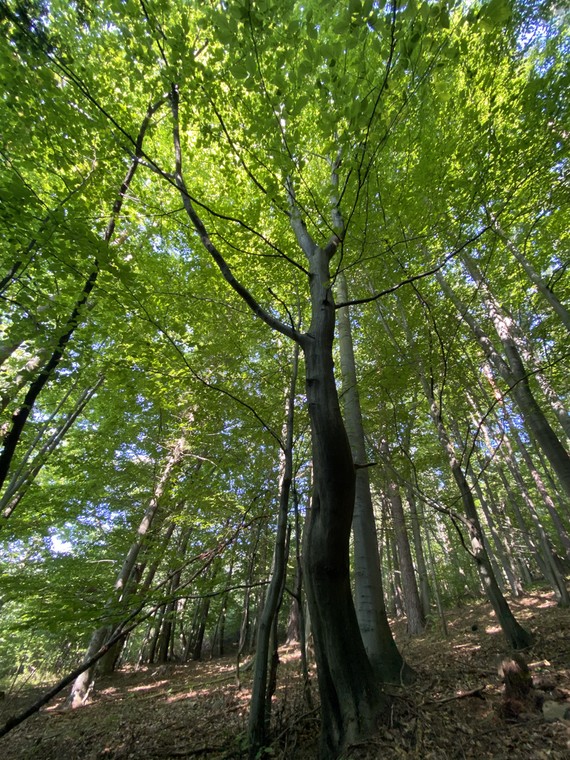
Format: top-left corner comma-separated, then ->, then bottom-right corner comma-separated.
1,1 -> 569,755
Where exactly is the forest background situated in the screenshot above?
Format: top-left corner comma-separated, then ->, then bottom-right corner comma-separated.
0,0 -> 569,757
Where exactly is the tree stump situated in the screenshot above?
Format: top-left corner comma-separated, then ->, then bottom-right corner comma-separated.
497,653 -> 543,721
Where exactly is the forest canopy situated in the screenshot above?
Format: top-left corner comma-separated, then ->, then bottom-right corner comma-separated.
0,0 -> 569,757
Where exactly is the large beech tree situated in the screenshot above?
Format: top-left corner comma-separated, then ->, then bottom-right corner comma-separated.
1,1 -> 569,758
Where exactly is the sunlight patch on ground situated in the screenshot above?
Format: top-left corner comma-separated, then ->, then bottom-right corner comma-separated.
484,625 -> 502,635
452,643 -> 481,653
165,687 -> 212,703
128,680 -> 168,693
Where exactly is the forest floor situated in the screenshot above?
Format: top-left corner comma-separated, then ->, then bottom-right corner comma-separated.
1,589 -> 569,759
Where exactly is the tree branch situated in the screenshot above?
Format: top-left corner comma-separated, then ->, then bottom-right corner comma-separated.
170,85 -> 302,345
335,226 -> 491,308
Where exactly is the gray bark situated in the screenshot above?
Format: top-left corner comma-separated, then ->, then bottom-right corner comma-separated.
406,487 -> 431,618
490,216 -> 570,334
419,371 -> 532,648
249,345 -> 297,756
380,441 -> 425,634
172,92 -> 391,755
336,273 -> 412,678
437,270 -> 570,499
67,434 -> 186,706
501,437 -> 570,606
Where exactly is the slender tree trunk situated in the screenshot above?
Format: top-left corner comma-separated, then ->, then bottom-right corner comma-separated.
461,250 -> 570,441
380,442 -> 425,634
67,434 -> 186,706
501,438 -> 570,606
0,100 -> 165,495
291,485 -> 312,708
191,598 -> 211,661
490,215 -> 570,334
406,487 -> 431,618
471,463 -> 523,596
469,465 -> 522,596
437,270 -> 570,499
236,522 -> 263,686
421,375 -> 533,648
387,527 -> 405,619
1,377 -> 103,517
156,528 -> 192,664
249,345 -> 298,757
212,557 -> 233,657
336,273 -> 412,678
510,424 -> 570,552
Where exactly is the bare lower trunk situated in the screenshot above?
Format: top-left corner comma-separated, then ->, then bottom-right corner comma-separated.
66,626 -> 108,708
248,347 -> 297,757
406,487 -> 431,618
336,273 -> 412,681
421,376 -> 532,649
68,436 -> 187,704
301,252 -> 388,757
384,466 -> 426,634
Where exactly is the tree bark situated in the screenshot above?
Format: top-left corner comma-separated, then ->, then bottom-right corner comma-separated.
67,433 -> 187,706
406,487 -> 431,618
490,215 -> 570,335
0,99 -> 165,495
378,440 -> 425,633
437,270 -> 570,499
336,273 -> 412,678
249,345 -> 297,757
171,91 -> 391,755
300,247 -> 389,756
419,369 -> 533,648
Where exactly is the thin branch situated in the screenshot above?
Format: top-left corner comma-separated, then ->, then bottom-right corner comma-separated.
335,226 -> 491,308
170,85 -> 302,346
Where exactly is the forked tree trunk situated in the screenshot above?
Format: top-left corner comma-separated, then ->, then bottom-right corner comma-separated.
171,95 -> 390,755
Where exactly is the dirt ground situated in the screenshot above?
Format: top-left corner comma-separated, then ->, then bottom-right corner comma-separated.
1,590 -> 569,759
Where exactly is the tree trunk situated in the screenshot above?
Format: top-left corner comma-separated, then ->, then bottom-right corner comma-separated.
380,442 -> 425,634
501,437 -> 570,606
0,99 -> 164,495
490,215 -> 570,335
191,598 -> 211,661
470,464 -> 523,597
406,487 -> 431,618
336,273 -> 413,678
171,93 -> 392,753
300,246 -> 389,757
249,346 -> 297,757
421,374 -> 533,648
67,435 -> 186,705
510,424 -> 570,553
437,270 -> 570,499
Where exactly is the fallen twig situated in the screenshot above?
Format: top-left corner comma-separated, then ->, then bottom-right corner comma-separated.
424,686 -> 486,706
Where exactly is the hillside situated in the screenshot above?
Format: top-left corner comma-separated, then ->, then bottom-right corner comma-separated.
1,590 -> 569,759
